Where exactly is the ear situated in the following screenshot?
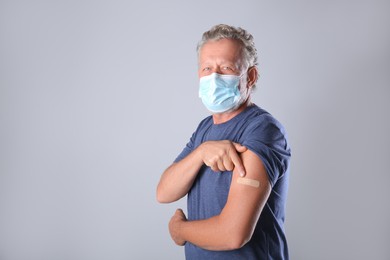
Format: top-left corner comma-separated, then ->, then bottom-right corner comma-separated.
246,66 -> 258,89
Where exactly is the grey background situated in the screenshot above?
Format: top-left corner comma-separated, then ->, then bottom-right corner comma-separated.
1,0 -> 389,259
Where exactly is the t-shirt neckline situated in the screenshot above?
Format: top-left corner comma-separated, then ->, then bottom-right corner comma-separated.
211,104 -> 257,128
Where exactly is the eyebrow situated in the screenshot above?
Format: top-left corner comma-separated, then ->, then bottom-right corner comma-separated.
199,61 -> 237,67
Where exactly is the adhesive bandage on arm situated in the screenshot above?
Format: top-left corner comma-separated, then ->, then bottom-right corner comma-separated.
237,177 -> 260,188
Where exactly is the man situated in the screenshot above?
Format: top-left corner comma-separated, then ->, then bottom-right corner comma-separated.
157,24 -> 291,259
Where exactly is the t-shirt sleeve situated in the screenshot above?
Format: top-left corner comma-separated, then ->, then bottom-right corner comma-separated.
173,116 -> 211,163
174,131 -> 196,163
242,116 -> 291,187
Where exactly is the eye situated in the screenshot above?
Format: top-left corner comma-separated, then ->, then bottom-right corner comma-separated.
203,67 -> 211,71
222,66 -> 233,71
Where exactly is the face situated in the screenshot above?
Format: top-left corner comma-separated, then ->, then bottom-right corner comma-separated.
198,38 -> 245,78
198,38 -> 255,112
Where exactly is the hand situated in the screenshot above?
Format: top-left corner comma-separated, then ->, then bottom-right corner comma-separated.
199,140 -> 247,176
169,209 -> 187,246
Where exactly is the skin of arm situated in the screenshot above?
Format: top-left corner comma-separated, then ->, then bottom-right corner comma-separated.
156,140 -> 247,203
156,148 -> 204,203
168,149 -> 272,251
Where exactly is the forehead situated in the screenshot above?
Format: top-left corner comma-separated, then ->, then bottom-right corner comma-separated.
199,38 -> 242,63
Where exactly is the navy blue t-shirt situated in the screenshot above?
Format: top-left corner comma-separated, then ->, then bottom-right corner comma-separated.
175,104 -> 291,260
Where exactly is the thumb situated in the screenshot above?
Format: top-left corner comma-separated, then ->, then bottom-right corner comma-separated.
176,208 -> 185,217
233,142 -> 247,153
175,208 -> 187,220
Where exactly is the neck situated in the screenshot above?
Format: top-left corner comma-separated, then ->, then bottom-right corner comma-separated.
212,100 -> 251,124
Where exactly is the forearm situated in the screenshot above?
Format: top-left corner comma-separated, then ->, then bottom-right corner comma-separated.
178,215 -> 246,251
168,149 -> 271,251
158,140 -> 247,203
157,147 -> 204,203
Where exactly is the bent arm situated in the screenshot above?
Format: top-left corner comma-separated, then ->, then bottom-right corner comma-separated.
157,140 -> 247,203
170,149 -> 271,250
156,147 -> 204,203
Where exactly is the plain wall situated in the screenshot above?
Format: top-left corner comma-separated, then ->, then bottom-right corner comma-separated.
1,0 -> 389,259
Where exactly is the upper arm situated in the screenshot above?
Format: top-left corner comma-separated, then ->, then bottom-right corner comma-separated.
219,149 -> 271,246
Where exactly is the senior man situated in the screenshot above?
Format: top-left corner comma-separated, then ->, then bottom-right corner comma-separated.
157,24 -> 291,259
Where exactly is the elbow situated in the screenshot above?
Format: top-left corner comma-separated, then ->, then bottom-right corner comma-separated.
156,181 -> 184,203
156,193 -> 164,203
156,188 -> 167,203
227,236 -> 250,250
156,194 -> 170,204
156,186 -> 173,203
225,229 -> 252,250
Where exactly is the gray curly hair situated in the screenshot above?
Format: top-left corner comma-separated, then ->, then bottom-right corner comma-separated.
197,24 -> 259,75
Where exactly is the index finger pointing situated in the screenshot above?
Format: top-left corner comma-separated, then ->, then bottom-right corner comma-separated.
230,149 -> 246,177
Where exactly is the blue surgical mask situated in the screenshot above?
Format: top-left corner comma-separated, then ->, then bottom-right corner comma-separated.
199,73 -> 242,113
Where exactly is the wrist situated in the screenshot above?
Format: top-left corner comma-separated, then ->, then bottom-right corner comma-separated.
177,218 -> 187,244
194,142 -> 206,164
